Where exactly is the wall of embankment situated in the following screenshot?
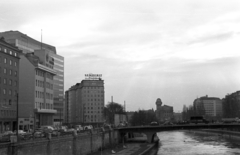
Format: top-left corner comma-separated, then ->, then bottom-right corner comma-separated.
187,129 -> 240,140
0,129 -> 119,155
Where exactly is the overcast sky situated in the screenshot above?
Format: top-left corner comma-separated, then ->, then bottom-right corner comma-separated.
1,0 -> 240,112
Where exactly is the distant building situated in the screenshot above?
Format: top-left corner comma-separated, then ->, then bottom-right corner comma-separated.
222,91 -> 240,118
0,37 -> 21,133
193,95 -> 222,120
173,112 -> 182,122
126,111 -> 134,124
114,114 -> 127,127
65,74 -> 104,126
155,98 -> 174,122
19,52 -> 57,130
0,31 -> 64,126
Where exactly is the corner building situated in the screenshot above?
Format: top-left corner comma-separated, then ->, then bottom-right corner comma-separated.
193,95 -> 222,120
0,38 -> 20,133
19,52 -> 57,130
0,31 -> 64,126
65,79 -> 104,126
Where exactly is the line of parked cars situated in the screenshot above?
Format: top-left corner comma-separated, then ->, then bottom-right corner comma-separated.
0,124 -> 98,142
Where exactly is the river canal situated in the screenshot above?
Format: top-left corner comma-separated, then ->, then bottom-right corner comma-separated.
148,131 -> 240,155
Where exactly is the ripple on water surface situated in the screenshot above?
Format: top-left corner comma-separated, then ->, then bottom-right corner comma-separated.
156,131 -> 240,155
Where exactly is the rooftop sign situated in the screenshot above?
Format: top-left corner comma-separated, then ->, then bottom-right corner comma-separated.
85,73 -> 102,80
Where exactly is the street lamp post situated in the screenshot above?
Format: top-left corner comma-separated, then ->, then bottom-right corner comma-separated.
16,93 -> 19,139
60,109 -> 62,128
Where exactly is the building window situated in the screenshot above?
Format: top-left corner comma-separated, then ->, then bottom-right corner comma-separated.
3,99 -> 7,105
4,49 -> 7,53
9,79 -> 12,85
9,51 -> 12,55
9,69 -> 12,75
3,89 -> 6,95
9,60 -> 12,65
9,90 -> 12,95
14,81 -> 17,86
14,61 -> 17,67
3,68 -> 6,74
3,78 -> 6,84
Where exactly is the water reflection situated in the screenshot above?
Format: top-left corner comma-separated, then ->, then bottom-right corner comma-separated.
151,131 -> 240,155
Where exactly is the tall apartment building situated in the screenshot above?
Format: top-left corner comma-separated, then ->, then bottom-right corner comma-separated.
193,95 -> 223,119
0,31 -> 64,126
19,52 -> 57,130
65,74 -> 104,127
0,37 -> 21,133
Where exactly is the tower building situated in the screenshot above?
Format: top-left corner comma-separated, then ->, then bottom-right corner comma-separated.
155,98 -> 173,122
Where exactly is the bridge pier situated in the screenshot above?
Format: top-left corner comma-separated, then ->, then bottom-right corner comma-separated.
144,132 -> 157,143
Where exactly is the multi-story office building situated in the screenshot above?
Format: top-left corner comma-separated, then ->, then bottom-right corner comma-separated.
155,98 -> 174,122
0,37 -> 20,133
65,74 -> 104,126
19,52 -> 57,130
0,31 -> 64,126
193,95 -> 222,119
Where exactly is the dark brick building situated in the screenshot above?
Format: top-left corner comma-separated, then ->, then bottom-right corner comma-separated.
0,37 -> 21,133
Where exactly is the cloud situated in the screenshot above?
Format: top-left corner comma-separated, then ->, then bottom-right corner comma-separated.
186,32 -> 235,45
2,0 -> 240,111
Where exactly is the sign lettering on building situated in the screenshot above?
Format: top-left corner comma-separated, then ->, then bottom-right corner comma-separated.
85,73 -> 102,80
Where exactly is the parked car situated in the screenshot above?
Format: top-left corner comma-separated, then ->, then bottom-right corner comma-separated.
118,122 -> 126,127
2,131 -> 14,136
41,126 -> 54,131
74,125 -> 83,132
40,126 -> 54,133
150,121 -> 159,126
33,128 -> 45,138
84,125 -> 93,130
0,131 -> 13,142
14,130 -> 26,135
190,116 -> 209,124
163,121 -> 174,125
60,126 -> 68,132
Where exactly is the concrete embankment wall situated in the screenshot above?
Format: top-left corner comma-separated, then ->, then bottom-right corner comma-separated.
0,130 -> 119,155
187,129 -> 240,140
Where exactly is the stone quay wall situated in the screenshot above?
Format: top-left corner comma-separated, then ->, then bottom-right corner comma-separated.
0,129 -> 119,155
187,129 -> 240,140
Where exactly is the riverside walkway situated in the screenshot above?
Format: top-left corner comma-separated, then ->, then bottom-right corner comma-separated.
89,135 -> 158,155
89,143 -> 155,155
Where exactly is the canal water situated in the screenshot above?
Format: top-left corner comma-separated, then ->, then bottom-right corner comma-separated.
148,131 -> 240,155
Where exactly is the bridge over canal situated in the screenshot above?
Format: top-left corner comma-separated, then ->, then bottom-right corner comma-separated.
118,124 -> 240,143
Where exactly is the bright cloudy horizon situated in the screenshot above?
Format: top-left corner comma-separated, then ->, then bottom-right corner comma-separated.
1,0 -> 240,112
